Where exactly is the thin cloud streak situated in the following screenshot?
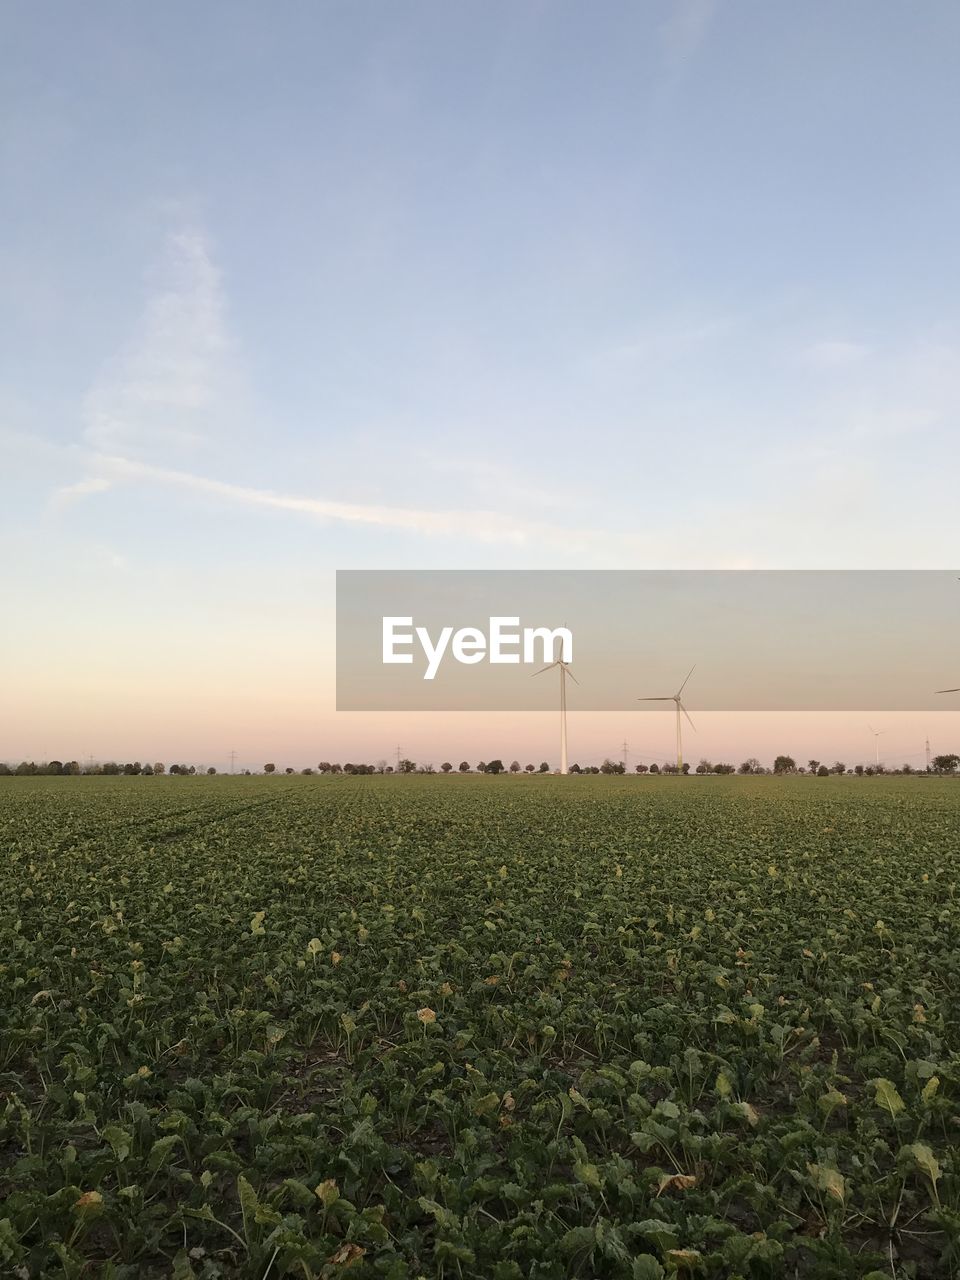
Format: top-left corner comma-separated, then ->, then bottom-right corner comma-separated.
95,454 -> 596,548
51,476 -> 113,507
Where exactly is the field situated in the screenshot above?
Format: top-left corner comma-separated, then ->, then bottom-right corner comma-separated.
2,775 -> 960,1280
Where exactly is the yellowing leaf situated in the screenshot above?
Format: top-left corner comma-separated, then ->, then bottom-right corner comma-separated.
656,1172 -> 698,1196
74,1190 -> 104,1214
315,1178 -> 339,1207
872,1077 -> 905,1118
807,1161 -> 846,1203
327,1242 -> 365,1267
922,1075 -> 940,1104
904,1142 -> 941,1188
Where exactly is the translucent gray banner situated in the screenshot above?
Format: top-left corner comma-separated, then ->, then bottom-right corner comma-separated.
336,570 -> 960,711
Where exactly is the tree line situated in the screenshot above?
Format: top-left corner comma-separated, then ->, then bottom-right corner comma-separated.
3,753 -> 958,777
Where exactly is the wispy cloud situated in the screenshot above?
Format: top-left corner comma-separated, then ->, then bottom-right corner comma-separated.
800,340 -> 872,370
82,230 -> 227,454
660,0 -> 718,61
51,476 -> 113,507
94,454 -> 590,548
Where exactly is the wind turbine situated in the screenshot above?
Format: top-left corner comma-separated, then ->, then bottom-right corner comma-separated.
638,665 -> 696,772
533,645 -> 578,775
932,578 -> 960,695
867,724 -> 885,769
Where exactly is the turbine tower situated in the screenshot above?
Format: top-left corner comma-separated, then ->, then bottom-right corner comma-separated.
533,647 -> 578,775
867,724 -> 885,769
638,665 -> 696,772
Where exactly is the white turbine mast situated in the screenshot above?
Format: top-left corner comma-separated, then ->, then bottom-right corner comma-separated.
867,723 -> 885,769
532,644 -> 578,775
638,665 -> 697,772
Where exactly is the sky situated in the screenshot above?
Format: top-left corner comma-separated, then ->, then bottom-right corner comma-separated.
2,1 -> 959,769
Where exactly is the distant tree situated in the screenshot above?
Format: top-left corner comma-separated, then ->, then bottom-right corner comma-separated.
441,762 -> 453,772
0,763 -> 11,776
600,758 -> 625,774
398,758 -> 417,774
773,755 -> 797,774
459,761 -> 470,772
649,763 -> 660,774
854,764 -> 864,776
264,763 -> 276,774
661,763 -> 679,774
900,763 -> 913,775
509,761 -> 521,773
486,759 -> 504,774
714,763 -> 736,774
142,764 -> 154,776
103,761 -> 120,775
933,753 -> 960,774
330,763 -> 342,774
831,761 -> 846,775
284,767 -> 294,775
477,762 -> 486,773
538,762 -> 549,773
808,760 -> 820,775
636,763 -> 648,774
46,760 -> 64,775
695,759 -> 713,774
524,763 -> 535,772
301,767 -> 314,775
153,763 -> 165,775
419,763 -> 436,774
739,758 -> 762,775
817,764 -> 829,777
206,766 -> 216,775
569,763 -> 581,773
681,762 -> 691,775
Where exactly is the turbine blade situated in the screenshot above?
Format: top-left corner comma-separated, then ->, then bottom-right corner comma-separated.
677,664 -> 696,695
562,666 -> 580,686
637,696 -> 673,701
936,687 -> 960,694
532,662 -> 559,677
680,702 -> 696,731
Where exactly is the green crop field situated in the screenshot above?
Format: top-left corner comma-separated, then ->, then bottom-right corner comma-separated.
3,775 -> 960,1279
